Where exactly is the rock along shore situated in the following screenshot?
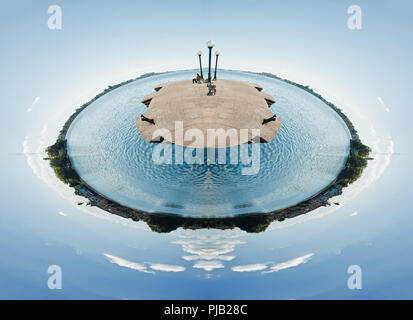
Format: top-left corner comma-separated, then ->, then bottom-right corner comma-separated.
45,70 -> 371,233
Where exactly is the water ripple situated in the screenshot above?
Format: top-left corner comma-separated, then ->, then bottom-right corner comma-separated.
66,70 -> 350,217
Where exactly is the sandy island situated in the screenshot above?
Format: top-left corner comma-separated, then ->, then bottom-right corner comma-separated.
45,71 -> 371,233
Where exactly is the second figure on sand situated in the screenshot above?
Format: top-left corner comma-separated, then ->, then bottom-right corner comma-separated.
192,73 -> 201,84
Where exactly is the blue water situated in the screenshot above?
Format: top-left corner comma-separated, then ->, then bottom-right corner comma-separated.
66,70 -> 350,217
3,0 -> 408,299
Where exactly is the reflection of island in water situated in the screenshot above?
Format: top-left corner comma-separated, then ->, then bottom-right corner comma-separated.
45,71 -> 371,233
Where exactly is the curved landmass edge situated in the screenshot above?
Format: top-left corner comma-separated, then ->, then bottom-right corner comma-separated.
44,70 -> 372,233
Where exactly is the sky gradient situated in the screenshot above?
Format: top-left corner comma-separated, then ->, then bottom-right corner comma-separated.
0,0 -> 412,299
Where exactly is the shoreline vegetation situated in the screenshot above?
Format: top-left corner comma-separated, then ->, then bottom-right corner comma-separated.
45,70 -> 371,233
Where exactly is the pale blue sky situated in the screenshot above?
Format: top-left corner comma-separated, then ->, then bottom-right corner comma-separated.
1,0 -> 412,150
0,0 -> 412,299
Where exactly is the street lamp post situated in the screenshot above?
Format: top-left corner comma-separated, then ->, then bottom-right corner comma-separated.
197,50 -> 203,79
206,40 -> 215,83
213,50 -> 220,80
